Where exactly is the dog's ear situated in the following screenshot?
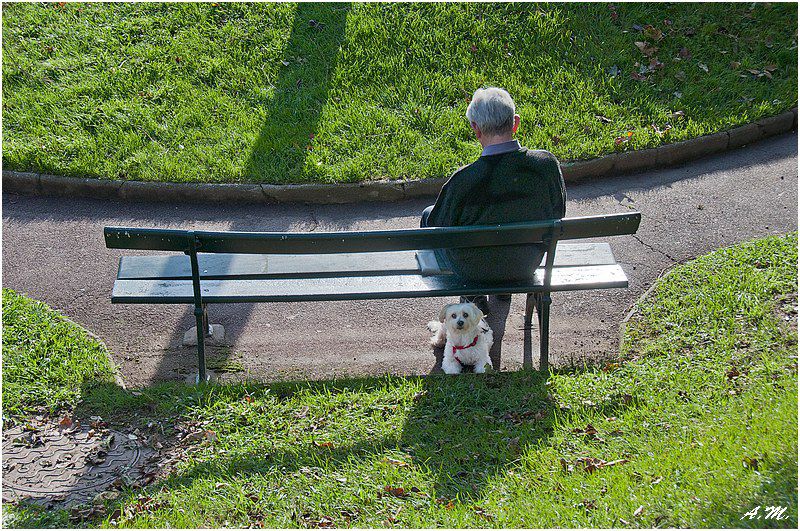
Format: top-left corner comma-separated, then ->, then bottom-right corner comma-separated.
468,303 -> 484,323
438,304 -> 451,323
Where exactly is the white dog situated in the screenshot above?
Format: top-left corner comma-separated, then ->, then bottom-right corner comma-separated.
428,302 -> 494,375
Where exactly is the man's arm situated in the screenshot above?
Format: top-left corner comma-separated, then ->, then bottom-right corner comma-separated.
425,163 -> 470,227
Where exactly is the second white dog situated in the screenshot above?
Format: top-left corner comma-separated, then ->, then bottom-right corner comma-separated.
428,302 -> 494,375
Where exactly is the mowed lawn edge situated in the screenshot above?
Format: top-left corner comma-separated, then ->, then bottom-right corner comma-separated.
2,233 -> 796,528
2,2 -> 797,184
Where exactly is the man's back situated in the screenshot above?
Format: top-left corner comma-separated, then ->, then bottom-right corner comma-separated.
426,147 -> 566,282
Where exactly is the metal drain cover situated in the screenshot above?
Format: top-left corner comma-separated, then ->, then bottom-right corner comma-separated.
2,421 -> 153,507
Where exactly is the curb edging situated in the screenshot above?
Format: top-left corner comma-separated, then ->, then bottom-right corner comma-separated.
3,109 -> 796,205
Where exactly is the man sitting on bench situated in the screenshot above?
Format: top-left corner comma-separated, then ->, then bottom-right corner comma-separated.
421,87 -> 567,314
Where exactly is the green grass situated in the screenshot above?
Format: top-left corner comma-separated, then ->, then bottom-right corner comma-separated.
2,2 -> 796,184
2,233 -> 796,528
1,288 -> 118,419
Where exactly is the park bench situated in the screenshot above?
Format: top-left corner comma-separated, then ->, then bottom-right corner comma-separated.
104,212 -> 641,382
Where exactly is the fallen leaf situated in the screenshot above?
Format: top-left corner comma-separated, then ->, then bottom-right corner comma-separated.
643,25 -> 663,41
634,41 -> 658,57
607,65 -> 620,77
469,44 -> 478,53
698,63 -> 709,73
730,61 -> 741,69
184,431 -> 204,443
652,123 -> 672,136
316,516 -> 335,528
742,456 -> 759,470
679,47 -> 692,60
294,406 -> 309,419
668,110 -> 685,119
59,416 -> 73,429
651,475 -> 663,484
313,440 -> 334,448
382,457 -> 410,467
634,505 -> 644,517
383,485 -> 408,498
215,482 -> 230,489
473,505 -> 496,520
764,64 -> 778,72
551,135 -> 562,145
204,430 -> 216,442
596,115 -> 612,124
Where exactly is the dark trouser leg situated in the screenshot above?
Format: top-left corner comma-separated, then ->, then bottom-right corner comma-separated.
460,295 -> 490,315
420,205 -> 434,228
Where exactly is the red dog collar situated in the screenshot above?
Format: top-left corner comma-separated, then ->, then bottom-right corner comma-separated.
452,335 -> 479,365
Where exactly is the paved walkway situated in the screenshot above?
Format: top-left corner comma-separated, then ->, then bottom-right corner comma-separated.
2,133 -> 797,388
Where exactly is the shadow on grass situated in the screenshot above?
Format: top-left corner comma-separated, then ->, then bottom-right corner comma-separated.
243,2 -> 349,183
147,2 -> 350,385
64,372 -> 558,521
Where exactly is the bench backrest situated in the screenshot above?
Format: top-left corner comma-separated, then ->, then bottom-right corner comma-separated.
104,212 -> 641,255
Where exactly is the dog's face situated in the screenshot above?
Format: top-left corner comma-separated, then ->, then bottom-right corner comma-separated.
439,303 -> 483,334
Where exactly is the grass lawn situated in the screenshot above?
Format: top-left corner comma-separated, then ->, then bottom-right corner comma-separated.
1,288 -> 118,419
2,233 -> 796,528
2,2 -> 797,184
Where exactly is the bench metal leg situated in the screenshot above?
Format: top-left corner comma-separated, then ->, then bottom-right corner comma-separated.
194,303 -> 207,383
536,293 -> 552,373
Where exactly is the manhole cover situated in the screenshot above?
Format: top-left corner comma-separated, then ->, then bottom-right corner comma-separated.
2,420 -> 153,507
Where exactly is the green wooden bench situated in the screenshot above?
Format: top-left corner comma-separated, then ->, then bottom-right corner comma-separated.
104,212 -> 641,382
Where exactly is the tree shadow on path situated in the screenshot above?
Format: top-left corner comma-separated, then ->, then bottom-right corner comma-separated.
151,3 -> 350,383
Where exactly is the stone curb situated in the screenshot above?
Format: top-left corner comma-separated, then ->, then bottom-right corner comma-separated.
3,109 -> 796,205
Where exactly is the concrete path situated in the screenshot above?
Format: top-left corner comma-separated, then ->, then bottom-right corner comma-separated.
2,133 -> 797,388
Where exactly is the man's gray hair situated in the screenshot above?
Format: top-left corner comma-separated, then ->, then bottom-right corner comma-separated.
465,87 -> 516,136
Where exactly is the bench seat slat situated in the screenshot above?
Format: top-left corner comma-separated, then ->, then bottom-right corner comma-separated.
111,264 -> 628,304
117,243 -> 618,280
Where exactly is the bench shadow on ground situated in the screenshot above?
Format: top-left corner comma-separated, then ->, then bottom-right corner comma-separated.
63,369 -> 642,528
69,370 -> 573,520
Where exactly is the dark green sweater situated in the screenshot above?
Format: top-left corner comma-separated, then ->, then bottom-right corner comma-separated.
427,148 -> 566,282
